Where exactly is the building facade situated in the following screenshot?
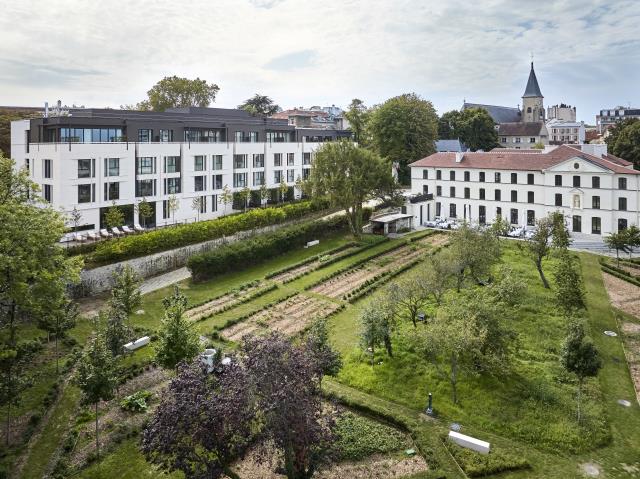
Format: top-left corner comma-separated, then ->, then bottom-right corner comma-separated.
11,107 -> 350,231
547,119 -> 585,145
597,106 -> 640,134
547,104 -> 577,122
407,144 -> 640,237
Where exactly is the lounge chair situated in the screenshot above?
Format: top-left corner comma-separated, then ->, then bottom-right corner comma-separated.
122,225 -> 134,234
112,227 -> 124,236
74,232 -> 87,242
134,223 -> 145,232
100,228 -> 113,238
87,231 -> 99,241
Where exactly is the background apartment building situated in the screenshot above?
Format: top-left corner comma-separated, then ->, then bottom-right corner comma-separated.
597,106 -> 640,133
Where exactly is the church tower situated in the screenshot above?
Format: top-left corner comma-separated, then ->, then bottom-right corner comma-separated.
522,62 -> 544,122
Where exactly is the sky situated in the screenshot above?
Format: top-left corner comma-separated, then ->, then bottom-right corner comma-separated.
0,0 -> 639,123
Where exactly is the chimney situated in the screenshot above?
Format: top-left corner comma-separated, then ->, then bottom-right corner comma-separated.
44,102 -> 49,118
455,152 -> 463,163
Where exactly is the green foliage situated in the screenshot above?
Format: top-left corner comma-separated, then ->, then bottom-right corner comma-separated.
110,264 -> 142,316
135,198 -> 153,227
120,390 -> 153,413
448,224 -> 501,289
553,252 -> 586,318
134,76 -> 220,111
359,298 -> 395,362
368,93 -> 438,184
333,411 -> 408,461
604,231 -> 629,266
605,118 -> 640,168
0,108 -> 40,157
75,333 -> 118,407
104,201 -> 125,229
102,305 -> 131,357
344,98 -> 371,146
238,94 -> 280,116
187,215 -> 347,282
438,108 -> 499,151
443,441 -> 530,477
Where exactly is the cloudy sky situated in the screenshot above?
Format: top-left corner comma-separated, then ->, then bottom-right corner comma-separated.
0,0 -> 638,123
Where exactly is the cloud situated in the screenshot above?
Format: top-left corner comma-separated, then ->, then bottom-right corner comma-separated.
249,0 -> 285,8
0,59 -> 103,87
263,50 -> 317,71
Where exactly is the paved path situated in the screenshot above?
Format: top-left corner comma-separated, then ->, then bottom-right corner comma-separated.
140,267 -> 192,295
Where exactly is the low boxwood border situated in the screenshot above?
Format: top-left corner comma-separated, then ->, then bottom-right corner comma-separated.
192,284 -> 279,324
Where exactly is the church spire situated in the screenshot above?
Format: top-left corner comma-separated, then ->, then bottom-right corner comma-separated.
522,62 -> 543,98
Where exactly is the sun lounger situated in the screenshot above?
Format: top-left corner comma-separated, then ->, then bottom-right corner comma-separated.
134,223 -> 145,232
111,227 -> 124,236
122,225 -> 134,234
74,232 -> 87,242
100,228 -> 113,238
87,231 -> 99,241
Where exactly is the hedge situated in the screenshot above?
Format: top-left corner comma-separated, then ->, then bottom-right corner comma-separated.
600,262 -> 640,287
187,215 -> 349,282
264,242 -> 359,279
82,200 -> 328,266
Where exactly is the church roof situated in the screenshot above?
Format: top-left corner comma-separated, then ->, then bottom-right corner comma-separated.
462,102 -> 521,123
435,139 -> 467,152
498,122 -> 545,136
522,62 -> 543,98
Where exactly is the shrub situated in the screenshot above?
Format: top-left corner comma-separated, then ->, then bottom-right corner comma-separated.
187,216 -> 348,282
443,439 -> 530,477
120,390 -> 153,412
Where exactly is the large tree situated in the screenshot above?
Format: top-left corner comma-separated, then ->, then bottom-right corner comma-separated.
526,216 -> 554,288
238,94 -> 280,117
359,299 -> 395,362
368,93 -> 438,184
455,108 -> 499,151
310,141 -> 395,238
134,76 -> 220,112
385,272 -> 430,328
437,110 -> 461,140
606,118 -> 640,168
448,224 -> 501,290
344,98 -> 371,146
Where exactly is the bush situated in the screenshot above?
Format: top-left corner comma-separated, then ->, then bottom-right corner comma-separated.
84,200 -> 329,266
443,439 -> 530,477
120,390 -> 153,412
187,216 -> 348,282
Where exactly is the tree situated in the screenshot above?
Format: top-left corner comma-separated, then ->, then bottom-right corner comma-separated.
156,287 -> 200,373
238,93 -> 280,117
238,186 -> 251,213
437,110 -> 461,140
135,197 -> 153,228
104,201 -> 125,229
624,225 -> 640,258
259,182 -> 270,207
75,332 -> 117,459
110,265 -> 142,317
167,194 -> 179,224
279,178 -> 289,203
0,107 -> 40,157
368,93 -> 438,184
606,118 -> 640,169
455,108 -> 499,151
560,321 -> 602,423
385,272 -> 430,327
143,358 -> 254,479
604,231 -> 628,267
242,333 -> 332,479
310,141 -> 395,239
38,298 -> 78,374
344,98 -> 371,145
490,215 -> 510,236
526,216 -> 554,288
102,304 -> 131,358
553,252 -> 586,319
69,205 -> 82,233
550,211 -> 571,250
421,253 -> 455,305
448,224 -> 501,290
135,76 -> 220,112
305,319 -> 342,385
191,196 -> 203,222
359,299 -> 394,363
220,184 -> 233,215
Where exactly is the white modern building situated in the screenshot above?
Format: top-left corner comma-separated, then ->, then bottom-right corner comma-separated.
11,107 -> 350,231
546,119 -> 585,145
597,106 -> 640,134
407,144 -> 640,237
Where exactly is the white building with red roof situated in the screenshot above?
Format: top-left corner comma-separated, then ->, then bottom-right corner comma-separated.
407,144 -> 639,236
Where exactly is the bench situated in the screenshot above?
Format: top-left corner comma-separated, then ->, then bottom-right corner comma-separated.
448,430 -> 490,454
304,240 -> 320,248
124,336 -> 150,352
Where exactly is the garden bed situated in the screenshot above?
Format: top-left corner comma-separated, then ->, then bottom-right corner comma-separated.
185,281 -> 271,321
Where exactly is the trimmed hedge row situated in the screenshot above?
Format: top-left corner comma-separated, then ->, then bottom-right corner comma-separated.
264,242 -> 359,279
187,279 -> 263,309
600,262 -> 640,287
84,200 -> 328,266
442,437 -> 530,477
192,283 -> 279,323
187,215 -> 349,282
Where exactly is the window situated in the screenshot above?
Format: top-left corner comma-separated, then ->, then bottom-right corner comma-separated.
164,156 -> 180,173
527,210 -> 535,226
479,172 -> 485,182
274,153 -> 282,167
211,194 -> 218,212
423,170 -> 428,179
253,154 -> 264,168
212,155 -> 223,170
104,158 -> 119,177
233,155 -> 247,169
555,175 -> 562,186
592,196 -> 600,209
495,172 -> 501,183
104,182 -> 119,200
464,171 -> 470,182
527,191 -> 534,203
527,173 -> 534,185
449,203 -> 457,218
619,177 -> 627,190
510,173 -> 517,184
303,153 -> 311,165
194,176 -> 206,192
495,189 -> 501,201
449,171 -> 455,181
302,168 -> 310,180
479,188 -> 485,200
234,131 -> 243,142
479,205 -> 486,224
496,206 -> 502,217
164,178 -> 180,194
619,218 -> 628,231
44,159 -> 52,179
464,187 -> 470,199
592,217 -> 601,234
436,185 -> 442,196
136,179 -> 155,197
510,208 -> 518,224
78,184 -> 92,203
233,173 -> 247,188
592,176 -> 600,189
197,196 -> 207,214
138,129 -> 152,142
572,215 -> 581,233
619,197 -> 627,211
160,129 -> 174,142
450,186 -> 456,197
287,169 -> 295,182
60,127 -> 122,143
436,170 -> 442,180
573,175 -> 581,187
253,171 -> 265,186
212,174 -> 223,190
555,193 -> 562,206
511,190 -> 517,202
515,137 -> 521,144
78,159 -> 92,178
43,184 -> 52,202
422,185 -> 429,194
274,170 -> 283,184
194,156 -> 206,171
137,157 -> 155,175
501,137 -> 507,143
249,132 -> 258,143
287,153 -> 295,166
435,202 -> 441,217
162,200 -> 170,220
529,137 -> 536,143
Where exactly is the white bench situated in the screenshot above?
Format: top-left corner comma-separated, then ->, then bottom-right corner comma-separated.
124,336 -> 150,352
304,240 -> 320,248
448,430 -> 490,454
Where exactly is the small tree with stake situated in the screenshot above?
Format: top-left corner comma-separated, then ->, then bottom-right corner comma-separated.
75,332 -> 117,459
359,299 -> 395,363
604,231 -> 629,267
560,321 -> 602,423
624,225 -> 640,258
38,298 -> 78,374
191,196 -> 203,222
553,251 -> 586,319
279,178 -> 289,203
526,216 -> 554,288
104,201 -> 125,230
110,264 -> 141,317
167,195 -> 179,224
305,318 -> 342,385
220,184 -> 233,216
135,197 -> 153,228
69,205 -> 82,233
259,182 -> 269,207
238,186 -> 251,212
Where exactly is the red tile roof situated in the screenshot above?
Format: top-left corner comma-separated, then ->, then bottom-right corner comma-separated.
409,144 -> 639,174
